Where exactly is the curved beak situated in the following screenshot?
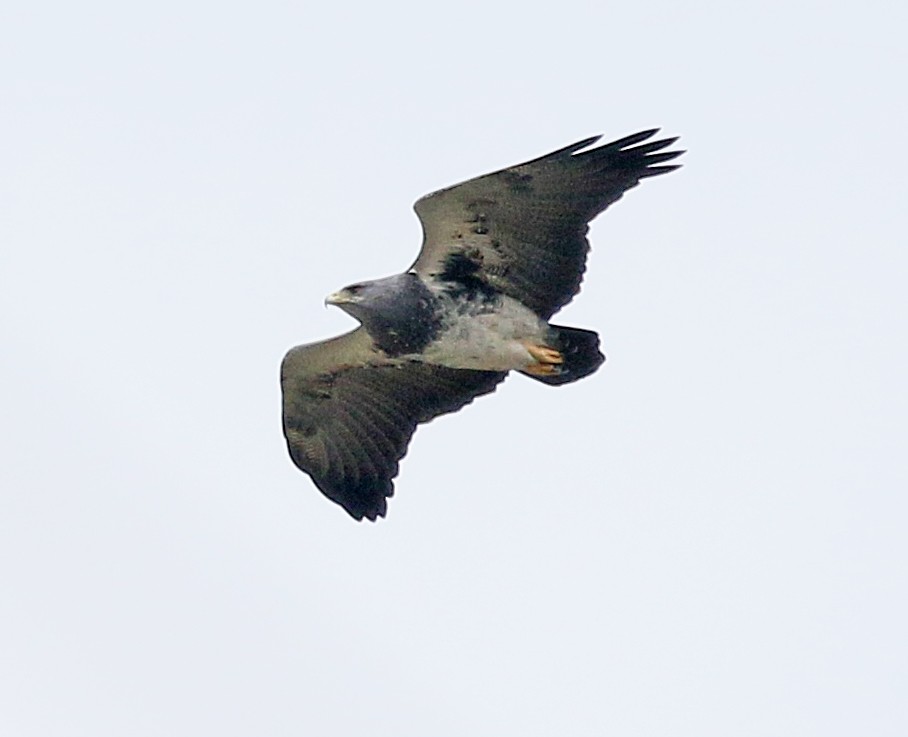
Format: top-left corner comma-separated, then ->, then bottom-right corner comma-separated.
325,289 -> 353,307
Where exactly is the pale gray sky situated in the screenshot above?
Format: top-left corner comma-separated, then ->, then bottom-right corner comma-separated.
2,1 -> 906,735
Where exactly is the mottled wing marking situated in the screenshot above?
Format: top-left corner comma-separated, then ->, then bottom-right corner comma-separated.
281,327 -> 506,520
411,130 -> 683,318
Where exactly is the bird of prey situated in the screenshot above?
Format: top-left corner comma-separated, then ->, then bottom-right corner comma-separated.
281,129 -> 683,520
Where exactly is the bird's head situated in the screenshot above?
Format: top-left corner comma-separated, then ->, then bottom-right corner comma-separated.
325,273 -> 429,326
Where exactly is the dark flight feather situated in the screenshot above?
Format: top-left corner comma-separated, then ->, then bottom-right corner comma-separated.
411,129 -> 683,318
281,328 -> 505,520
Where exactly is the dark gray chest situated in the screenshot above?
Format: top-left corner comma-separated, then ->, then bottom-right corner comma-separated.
361,282 -> 443,357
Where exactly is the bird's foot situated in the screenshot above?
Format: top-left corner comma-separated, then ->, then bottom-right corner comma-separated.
523,362 -> 562,376
523,343 -> 564,375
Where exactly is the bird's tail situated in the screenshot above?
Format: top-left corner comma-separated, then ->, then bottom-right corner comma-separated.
519,325 -> 605,386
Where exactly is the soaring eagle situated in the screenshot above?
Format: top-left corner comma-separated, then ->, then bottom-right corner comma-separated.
282,130 -> 683,520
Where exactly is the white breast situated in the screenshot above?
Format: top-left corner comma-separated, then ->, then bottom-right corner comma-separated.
419,293 -> 549,372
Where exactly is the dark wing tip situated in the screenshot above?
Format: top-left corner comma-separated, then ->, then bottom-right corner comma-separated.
638,164 -> 682,178
604,128 -> 662,149
320,475 -> 392,521
562,134 -> 603,153
520,134 -> 604,165
571,128 -> 684,177
354,501 -> 388,522
640,150 -> 685,166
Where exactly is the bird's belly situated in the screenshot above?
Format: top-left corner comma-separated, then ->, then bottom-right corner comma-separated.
419,306 -> 548,372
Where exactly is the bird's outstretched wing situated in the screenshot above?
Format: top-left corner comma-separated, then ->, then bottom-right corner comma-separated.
281,327 -> 506,520
411,129 -> 683,318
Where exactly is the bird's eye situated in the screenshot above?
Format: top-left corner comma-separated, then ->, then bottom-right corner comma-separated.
348,283 -> 364,293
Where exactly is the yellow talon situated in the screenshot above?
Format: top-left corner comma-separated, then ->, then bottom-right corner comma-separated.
524,343 -> 564,365
521,342 -> 564,375
523,362 -> 561,376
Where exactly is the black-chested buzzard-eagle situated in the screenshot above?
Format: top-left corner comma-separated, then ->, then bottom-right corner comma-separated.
281,130 -> 683,520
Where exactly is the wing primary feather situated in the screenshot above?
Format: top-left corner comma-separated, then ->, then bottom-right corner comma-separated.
601,128 -> 661,149
555,134 -> 603,156
639,150 -> 685,166
522,135 -> 603,164
619,137 -> 680,155
638,164 -> 683,178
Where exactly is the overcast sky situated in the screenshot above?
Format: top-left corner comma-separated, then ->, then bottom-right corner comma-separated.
2,2 -> 906,735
